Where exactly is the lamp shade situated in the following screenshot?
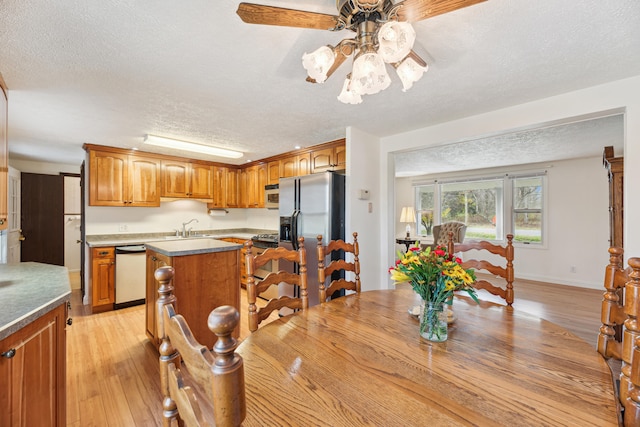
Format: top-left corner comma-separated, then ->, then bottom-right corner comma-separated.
378,21 -> 416,64
395,57 -> 428,92
337,76 -> 363,104
400,207 -> 416,223
302,45 -> 336,83
350,51 -> 391,96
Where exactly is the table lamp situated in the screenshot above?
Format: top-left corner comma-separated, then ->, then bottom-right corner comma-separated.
400,206 -> 416,238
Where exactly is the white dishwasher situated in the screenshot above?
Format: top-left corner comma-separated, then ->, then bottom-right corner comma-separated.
115,245 -> 147,309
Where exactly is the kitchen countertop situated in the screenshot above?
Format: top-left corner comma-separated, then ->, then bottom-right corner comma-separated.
0,262 -> 71,341
85,228 -> 276,247
145,238 -> 243,257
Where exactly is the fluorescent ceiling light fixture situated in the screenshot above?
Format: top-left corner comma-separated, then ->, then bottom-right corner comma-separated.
143,134 -> 243,159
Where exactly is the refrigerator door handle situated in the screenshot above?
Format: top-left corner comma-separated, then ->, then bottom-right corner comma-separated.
291,210 -> 300,250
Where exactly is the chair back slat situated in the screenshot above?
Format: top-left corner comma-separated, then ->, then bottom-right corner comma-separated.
448,234 -> 515,306
244,237 -> 308,332
317,232 -> 360,302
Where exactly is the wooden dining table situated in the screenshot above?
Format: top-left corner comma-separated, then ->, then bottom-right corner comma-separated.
235,289 -> 618,426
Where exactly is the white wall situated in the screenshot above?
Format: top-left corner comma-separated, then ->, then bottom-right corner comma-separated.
346,127 -> 381,292
9,159 -> 79,175
395,157 -> 609,289
369,74 -> 640,292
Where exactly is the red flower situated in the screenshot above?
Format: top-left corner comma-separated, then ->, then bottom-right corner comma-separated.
434,249 -> 445,257
395,259 -> 401,266
456,257 -> 462,264
410,246 -> 420,252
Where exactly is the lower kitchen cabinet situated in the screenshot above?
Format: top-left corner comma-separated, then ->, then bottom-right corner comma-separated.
90,247 -> 115,313
0,303 -> 67,427
145,246 -> 240,349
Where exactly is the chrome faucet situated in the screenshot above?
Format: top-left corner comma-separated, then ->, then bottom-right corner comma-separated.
181,218 -> 198,237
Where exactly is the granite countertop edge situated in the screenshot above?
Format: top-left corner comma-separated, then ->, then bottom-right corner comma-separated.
0,263 -> 72,341
145,239 -> 243,257
86,228 -> 276,247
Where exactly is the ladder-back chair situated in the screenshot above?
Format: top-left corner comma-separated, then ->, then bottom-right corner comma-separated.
317,232 -> 361,302
155,265 -> 246,427
244,237 -> 308,332
447,233 -> 515,306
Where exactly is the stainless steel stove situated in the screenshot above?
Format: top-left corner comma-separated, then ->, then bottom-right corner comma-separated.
251,233 -> 279,249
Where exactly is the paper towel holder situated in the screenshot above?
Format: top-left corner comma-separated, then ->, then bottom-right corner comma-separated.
208,208 -> 229,216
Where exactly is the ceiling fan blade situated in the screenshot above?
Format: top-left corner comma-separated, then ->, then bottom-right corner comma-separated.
396,0 -> 487,23
237,3 -> 340,30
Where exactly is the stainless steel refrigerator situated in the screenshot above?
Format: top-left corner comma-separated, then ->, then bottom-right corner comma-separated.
278,171 -> 345,308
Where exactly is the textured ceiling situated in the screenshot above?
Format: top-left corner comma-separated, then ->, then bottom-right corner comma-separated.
0,0 -> 638,172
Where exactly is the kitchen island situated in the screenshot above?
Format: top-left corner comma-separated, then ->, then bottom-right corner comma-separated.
145,238 -> 242,349
0,262 -> 71,426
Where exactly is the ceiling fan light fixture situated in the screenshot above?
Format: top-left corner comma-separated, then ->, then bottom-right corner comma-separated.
378,21 -> 416,63
395,57 -> 428,92
337,76 -> 363,104
143,134 -> 243,159
350,51 -> 391,95
302,45 -> 336,83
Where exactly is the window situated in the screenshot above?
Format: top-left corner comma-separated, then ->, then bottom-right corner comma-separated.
413,173 -> 544,244
512,176 -> 543,244
415,185 -> 435,236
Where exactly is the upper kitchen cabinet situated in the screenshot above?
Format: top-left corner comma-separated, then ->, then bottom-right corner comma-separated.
225,167 -> 240,208
267,161 -> 280,185
161,160 -> 213,201
87,147 -> 161,207
208,166 -> 228,209
280,154 -> 310,179
0,75 -> 7,230
311,143 -> 345,174
247,163 -> 267,208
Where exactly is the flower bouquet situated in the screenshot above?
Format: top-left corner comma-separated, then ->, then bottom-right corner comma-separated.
390,244 -> 478,341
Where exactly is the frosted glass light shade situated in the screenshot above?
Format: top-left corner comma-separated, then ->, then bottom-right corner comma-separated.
378,21 -> 416,64
337,77 -> 363,104
395,57 -> 428,92
350,52 -> 391,96
302,46 -> 335,83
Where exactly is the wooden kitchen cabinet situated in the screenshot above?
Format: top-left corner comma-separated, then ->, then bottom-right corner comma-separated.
267,161 -> 280,185
226,168 -> 240,208
280,154 -> 310,178
88,149 -> 161,207
0,75 -> 7,230
208,165 -> 228,208
161,160 -> 213,200
244,164 -> 267,208
145,247 -> 240,349
311,143 -> 345,173
0,303 -> 67,427
90,247 -> 115,313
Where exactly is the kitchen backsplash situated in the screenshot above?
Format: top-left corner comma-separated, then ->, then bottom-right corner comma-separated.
85,199 -> 279,235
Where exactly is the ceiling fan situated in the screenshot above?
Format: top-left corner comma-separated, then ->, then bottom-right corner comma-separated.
237,0 -> 487,104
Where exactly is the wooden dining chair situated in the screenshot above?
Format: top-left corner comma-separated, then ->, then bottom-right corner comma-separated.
316,232 -> 360,302
155,265 -> 246,427
447,233 -> 515,306
625,257 -> 640,426
244,237 -> 308,332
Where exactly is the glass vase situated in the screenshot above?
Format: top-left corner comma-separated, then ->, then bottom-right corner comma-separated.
420,301 -> 448,342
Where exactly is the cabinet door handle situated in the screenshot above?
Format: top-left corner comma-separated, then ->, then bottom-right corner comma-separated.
67,318 -> 73,326
151,256 -> 157,262
99,251 -> 109,256
2,348 -> 16,358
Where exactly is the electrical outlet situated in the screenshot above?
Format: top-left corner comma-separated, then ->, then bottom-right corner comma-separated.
118,224 -> 128,232
368,202 -> 373,213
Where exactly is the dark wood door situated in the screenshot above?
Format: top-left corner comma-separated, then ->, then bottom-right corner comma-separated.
21,173 -> 64,265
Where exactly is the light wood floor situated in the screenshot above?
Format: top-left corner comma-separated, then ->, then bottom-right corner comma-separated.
66,277 -> 604,426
